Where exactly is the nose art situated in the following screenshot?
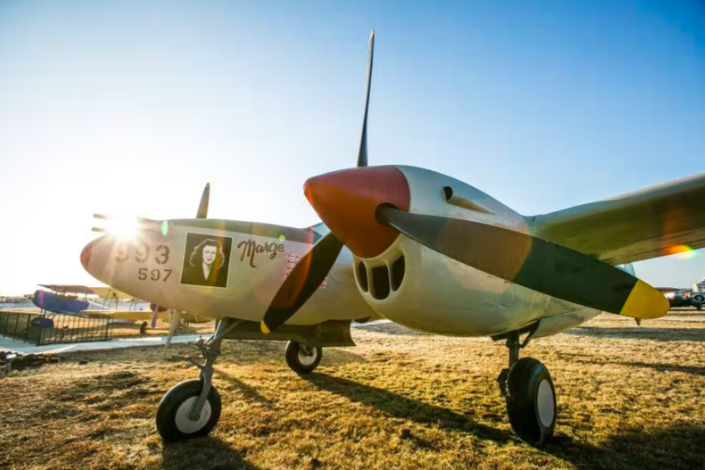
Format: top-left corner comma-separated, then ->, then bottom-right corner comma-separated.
80,243 -> 92,270
304,166 -> 410,258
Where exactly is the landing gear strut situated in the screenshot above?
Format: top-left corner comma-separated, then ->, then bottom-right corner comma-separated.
156,318 -> 239,442
496,330 -> 556,446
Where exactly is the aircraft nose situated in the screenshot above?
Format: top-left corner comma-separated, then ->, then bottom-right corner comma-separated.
80,242 -> 92,270
304,166 -> 410,258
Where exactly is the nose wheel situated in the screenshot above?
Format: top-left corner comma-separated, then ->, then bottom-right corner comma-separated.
285,341 -> 322,374
497,330 -> 556,446
156,318 -> 241,443
156,379 -> 222,442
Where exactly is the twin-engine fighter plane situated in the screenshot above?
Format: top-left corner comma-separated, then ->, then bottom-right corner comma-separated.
81,32 -> 705,446
260,33 -> 705,445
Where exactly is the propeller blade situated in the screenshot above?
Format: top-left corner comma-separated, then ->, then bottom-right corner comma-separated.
163,309 -> 181,359
196,183 -> 210,219
261,232 -> 343,333
150,304 -> 159,328
375,206 -> 669,319
357,30 -> 375,168
93,214 -> 155,224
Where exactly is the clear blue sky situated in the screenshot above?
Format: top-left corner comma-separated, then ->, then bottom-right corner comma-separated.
1,0 -> 703,295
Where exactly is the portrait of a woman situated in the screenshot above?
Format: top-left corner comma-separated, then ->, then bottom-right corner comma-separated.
180,235 -> 232,287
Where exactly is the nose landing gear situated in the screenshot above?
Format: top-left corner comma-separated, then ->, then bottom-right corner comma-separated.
156,318 -> 239,442
156,319 -> 334,442
496,330 -> 556,447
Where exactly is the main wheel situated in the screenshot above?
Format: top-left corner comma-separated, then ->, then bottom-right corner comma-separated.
692,294 -> 704,310
285,341 -> 322,374
156,379 -> 222,442
506,357 -> 556,447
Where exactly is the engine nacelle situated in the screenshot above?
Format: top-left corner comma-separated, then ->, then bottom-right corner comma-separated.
350,166 -> 577,337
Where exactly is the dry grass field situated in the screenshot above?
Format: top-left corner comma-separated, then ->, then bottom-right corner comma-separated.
1,311 -> 703,470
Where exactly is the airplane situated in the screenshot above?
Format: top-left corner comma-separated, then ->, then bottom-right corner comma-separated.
29,283 -> 194,327
80,32 -> 705,447
660,287 -> 705,311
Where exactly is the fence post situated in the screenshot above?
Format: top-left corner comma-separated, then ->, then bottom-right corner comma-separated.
24,314 -> 31,341
12,312 -> 19,337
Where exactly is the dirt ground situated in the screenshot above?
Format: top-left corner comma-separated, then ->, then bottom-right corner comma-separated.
0,310 -> 703,470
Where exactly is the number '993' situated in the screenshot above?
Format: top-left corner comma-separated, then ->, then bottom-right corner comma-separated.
115,243 -> 170,265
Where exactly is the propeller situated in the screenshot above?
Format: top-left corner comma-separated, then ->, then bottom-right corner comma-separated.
163,308 -> 181,358
150,303 -> 160,328
197,183 -> 210,219
260,232 -> 343,333
260,30 -> 376,334
357,30 -> 374,168
375,205 -> 669,319
162,182 -> 210,354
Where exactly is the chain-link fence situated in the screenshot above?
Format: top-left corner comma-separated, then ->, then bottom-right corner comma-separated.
0,310 -> 111,345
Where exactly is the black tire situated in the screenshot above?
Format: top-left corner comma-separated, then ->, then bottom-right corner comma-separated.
692,295 -> 704,310
156,379 -> 222,443
506,357 -> 556,447
285,341 -> 322,374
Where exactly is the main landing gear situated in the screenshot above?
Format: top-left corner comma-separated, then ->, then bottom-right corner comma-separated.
496,330 -> 556,446
156,319 -> 325,442
285,341 -> 322,374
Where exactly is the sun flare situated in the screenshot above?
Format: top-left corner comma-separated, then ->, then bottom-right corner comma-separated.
666,244 -> 698,260
105,218 -> 140,240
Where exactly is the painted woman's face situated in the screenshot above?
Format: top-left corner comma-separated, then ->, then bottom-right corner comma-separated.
203,245 -> 217,265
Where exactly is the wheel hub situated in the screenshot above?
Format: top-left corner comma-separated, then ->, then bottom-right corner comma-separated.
298,345 -> 318,366
536,379 -> 555,427
175,396 -> 212,434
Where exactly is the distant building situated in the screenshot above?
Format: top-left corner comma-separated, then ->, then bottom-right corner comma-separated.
694,278 -> 705,293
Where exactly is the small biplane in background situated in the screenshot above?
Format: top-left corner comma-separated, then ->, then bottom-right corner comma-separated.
32,284 -> 213,327
32,284 -> 141,316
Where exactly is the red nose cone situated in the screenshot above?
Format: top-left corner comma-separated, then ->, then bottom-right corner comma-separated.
80,243 -> 92,270
305,166 -> 410,258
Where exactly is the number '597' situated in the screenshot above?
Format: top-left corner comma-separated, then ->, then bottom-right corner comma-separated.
138,268 -> 173,282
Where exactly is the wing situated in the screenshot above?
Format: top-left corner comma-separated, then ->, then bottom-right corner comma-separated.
83,310 -> 166,321
89,287 -> 133,300
528,172 -> 705,265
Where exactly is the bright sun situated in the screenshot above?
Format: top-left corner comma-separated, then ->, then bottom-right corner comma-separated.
105,218 -> 139,240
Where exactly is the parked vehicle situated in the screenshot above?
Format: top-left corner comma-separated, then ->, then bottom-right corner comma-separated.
662,289 -> 704,310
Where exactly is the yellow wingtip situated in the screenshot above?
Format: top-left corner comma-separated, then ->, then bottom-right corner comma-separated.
620,280 -> 670,319
260,321 -> 270,334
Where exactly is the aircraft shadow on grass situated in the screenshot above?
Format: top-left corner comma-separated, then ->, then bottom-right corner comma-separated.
162,436 -> 262,470
303,373 -> 704,469
359,324 -> 434,337
303,372 -> 514,443
544,423 -> 705,470
566,326 -> 705,342
615,361 -> 705,376
557,355 -> 705,377
213,367 -> 274,406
